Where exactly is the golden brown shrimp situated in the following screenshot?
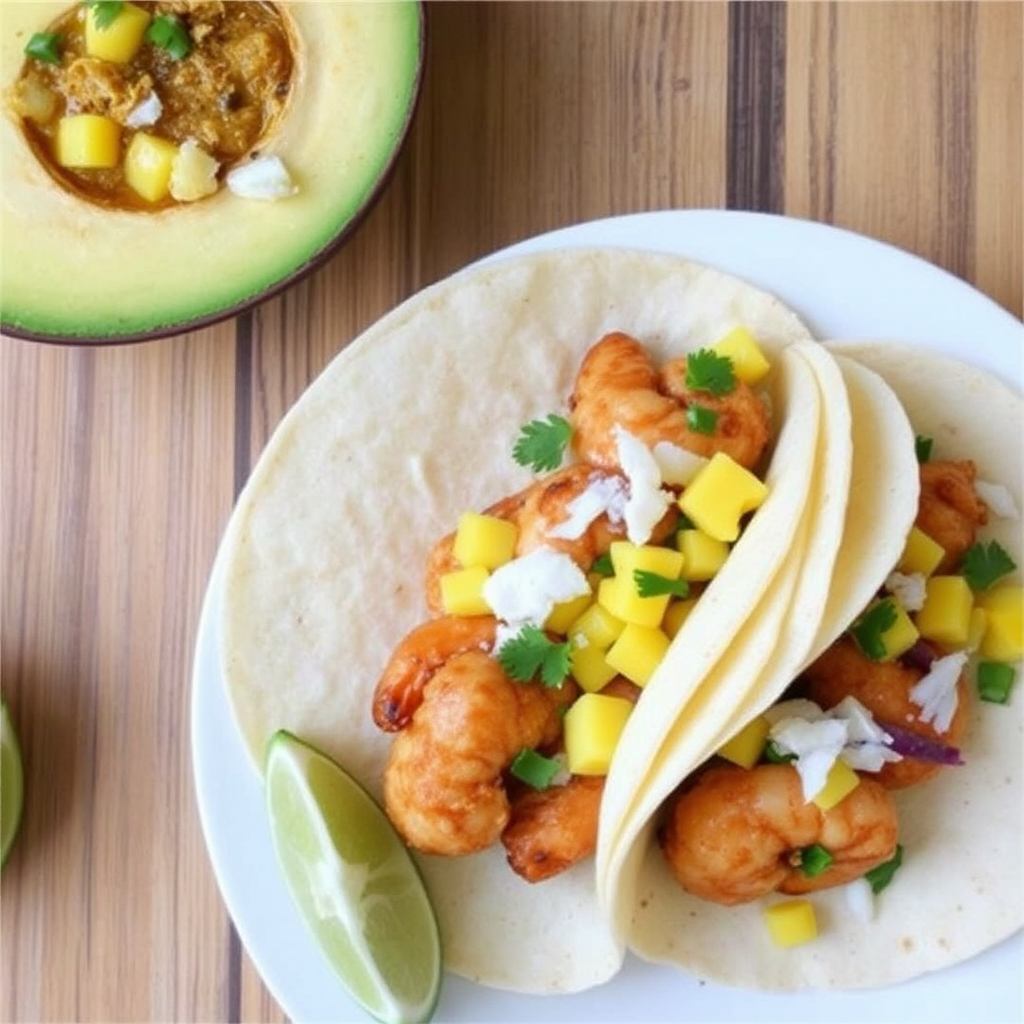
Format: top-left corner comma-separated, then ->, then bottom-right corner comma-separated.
382,650 -> 569,856
659,762 -> 898,905
568,332 -> 770,473
372,615 -> 498,731
801,637 -> 968,789
425,464 -> 677,615
916,459 -> 988,572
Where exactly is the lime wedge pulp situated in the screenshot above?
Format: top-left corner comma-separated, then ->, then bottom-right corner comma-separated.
264,730 -> 442,1024
1,701 -> 25,867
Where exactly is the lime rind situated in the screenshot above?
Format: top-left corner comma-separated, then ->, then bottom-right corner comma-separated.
265,730 -> 442,1024
1,701 -> 25,868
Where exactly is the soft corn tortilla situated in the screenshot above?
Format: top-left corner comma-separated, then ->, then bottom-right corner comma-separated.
618,343 -> 1022,990
218,247 -> 817,993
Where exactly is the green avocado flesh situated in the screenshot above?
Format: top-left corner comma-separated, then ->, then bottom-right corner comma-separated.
0,2 -> 423,342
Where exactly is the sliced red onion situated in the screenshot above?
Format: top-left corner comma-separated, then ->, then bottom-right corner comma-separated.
879,720 -> 964,766
899,638 -> 939,673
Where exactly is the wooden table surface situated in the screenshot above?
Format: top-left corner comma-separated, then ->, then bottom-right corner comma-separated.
2,2 -> 1021,1021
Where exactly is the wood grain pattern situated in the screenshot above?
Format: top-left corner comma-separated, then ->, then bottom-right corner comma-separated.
1,3 -> 1019,1022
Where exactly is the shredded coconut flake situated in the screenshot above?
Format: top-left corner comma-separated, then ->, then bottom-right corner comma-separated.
975,479 -> 1019,519
483,547 -> 589,629
547,473 -> 627,540
614,426 -> 673,544
909,650 -> 968,734
125,92 -> 162,128
651,440 -> 707,487
884,570 -> 927,612
226,155 -> 298,200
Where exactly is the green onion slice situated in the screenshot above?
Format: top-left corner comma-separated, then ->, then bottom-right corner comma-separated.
25,32 -> 62,64
509,748 -> 561,790
977,661 -> 1017,705
797,843 -> 834,878
863,843 -> 904,894
146,14 -> 192,59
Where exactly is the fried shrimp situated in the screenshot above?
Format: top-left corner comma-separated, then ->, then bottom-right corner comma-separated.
382,650 -> 568,856
569,332 -> 770,472
424,463 -> 677,615
916,459 -> 988,572
660,762 -> 898,905
801,637 -> 968,789
372,614 -> 498,731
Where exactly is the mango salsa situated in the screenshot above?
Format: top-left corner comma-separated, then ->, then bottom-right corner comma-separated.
563,693 -> 633,774
716,715 -> 770,769
678,453 -> 768,542
439,566 -> 490,616
915,575 -> 974,647
124,131 -> 178,202
605,623 -> 671,687
55,114 -> 121,169
812,758 -> 860,810
710,326 -> 771,385
764,900 -> 818,947
597,541 -> 685,627
85,2 -> 152,62
568,642 -> 618,693
676,528 -> 730,581
662,597 -> 698,638
977,584 -> 1024,661
568,602 -> 625,650
897,526 -> 946,577
453,512 -> 518,569
545,592 -> 593,635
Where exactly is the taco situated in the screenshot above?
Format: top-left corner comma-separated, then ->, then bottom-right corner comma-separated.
218,246 -> 823,993
603,342 -> 1023,990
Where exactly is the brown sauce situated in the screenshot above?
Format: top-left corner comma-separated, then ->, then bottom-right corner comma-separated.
8,1 -> 294,211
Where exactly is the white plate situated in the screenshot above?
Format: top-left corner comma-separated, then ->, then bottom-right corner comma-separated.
191,210 -> 1024,1024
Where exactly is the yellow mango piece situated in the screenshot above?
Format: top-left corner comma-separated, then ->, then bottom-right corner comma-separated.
676,528 -> 730,581
609,540 -> 685,579
85,2 -> 152,62
124,131 -> 178,203
966,607 -> 989,652
764,900 -> 818,948
662,597 -> 698,638
569,642 -> 618,694
563,693 -> 633,775
710,325 -> 771,385
439,566 -> 490,616
879,600 -> 920,661
598,542 -> 685,627
978,584 -> 1024,661
605,623 -> 670,687
567,602 -> 625,650
915,575 -> 974,647
716,715 -> 770,769
452,512 -> 518,569
55,114 -> 121,169
545,592 -> 593,635
897,526 -> 946,577
678,452 -> 768,542
812,758 -> 860,810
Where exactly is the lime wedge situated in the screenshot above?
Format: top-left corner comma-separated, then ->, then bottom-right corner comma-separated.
1,701 -> 25,867
265,730 -> 442,1024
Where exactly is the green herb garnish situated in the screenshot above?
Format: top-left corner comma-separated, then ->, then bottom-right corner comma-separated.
797,844 -> 834,878
863,843 -> 903,894
849,598 -> 898,661
590,551 -> 614,577
497,625 -> 572,688
146,13 -> 191,59
961,540 -> 1016,591
685,404 -> 719,435
512,414 -> 572,473
85,1 -> 125,29
977,661 -> 1017,705
763,739 -> 795,764
633,570 -> 690,599
914,434 -> 933,463
509,748 -> 561,790
24,31 -> 62,64
685,349 -> 736,396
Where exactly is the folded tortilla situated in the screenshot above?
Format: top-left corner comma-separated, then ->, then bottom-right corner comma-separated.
217,247 -> 817,992
613,342 -> 1022,990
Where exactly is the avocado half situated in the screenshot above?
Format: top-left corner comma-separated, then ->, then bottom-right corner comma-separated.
0,2 -> 425,344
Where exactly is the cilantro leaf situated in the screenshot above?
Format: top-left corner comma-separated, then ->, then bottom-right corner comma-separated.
863,843 -> 903,894
590,551 -> 614,577
797,843 -> 834,878
512,414 -> 572,472
685,404 -> 718,435
849,599 -> 898,661
914,434 -> 933,463
497,625 -> 572,687
146,14 -> 191,59
85,1 -> 125,29
961,540 -> 1016,591
685,348 -> 736,396
763,740 -> 796,764
25,32 -> 62,64
633,569 -> 689,599
509,748 -> 561,790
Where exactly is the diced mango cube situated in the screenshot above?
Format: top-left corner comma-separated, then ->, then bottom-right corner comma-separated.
966,607 -> 988,652
568,602 -> 625,650
677,528 -> 730,581
716,715 -> 770,769
545,592 -> 593,635
569,642 -> 618,693
608,540 -> 685,579
812,758 -> 860,810
124,131 -> 178,202
85,1 -> 152,62
598,542 -> 685,627
977,584 -> 1024,661
914,575 -> 974,647
879,600 -> 920,661
764,900 -> 818,947
678,453 -> 769,542
439,566 -> 491,616
55,114 -> 121,169
563,693 -> 633,775
605,623 -> 671,687
662,597 -> 698,638
710,326 -> 771,385
452,512 -> 518,569
897,526 -> 946,577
